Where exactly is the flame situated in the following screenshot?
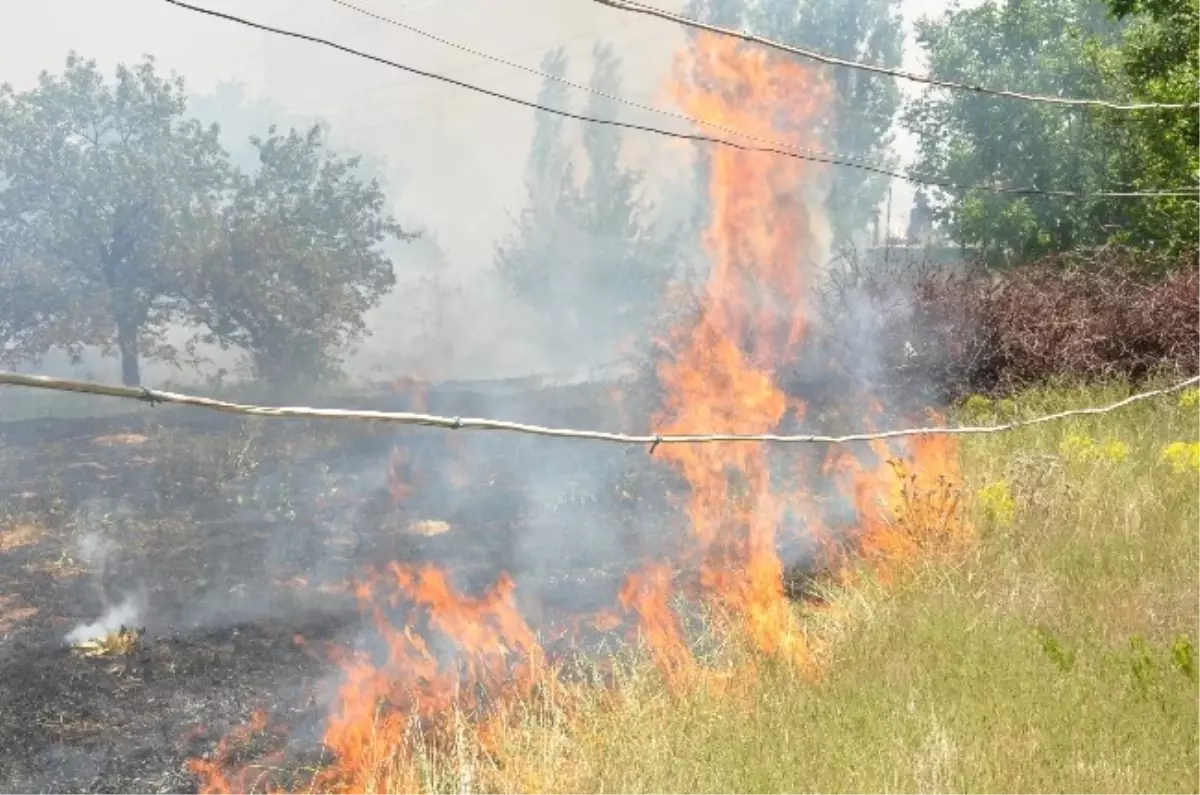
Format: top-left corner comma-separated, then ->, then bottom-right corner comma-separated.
189,30 -> 967,794
646,33 -> 833,670
828,429 -> 968,587
617,564 -> 693,685
188,710 -> 283,795
315,564 -> 542,793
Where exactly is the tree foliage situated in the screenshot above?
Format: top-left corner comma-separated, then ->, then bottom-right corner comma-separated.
686,0 -> 904,244
0,54 -> 410,386
495,45 -> 677,366
904,0 -> 1198,265
196,126 -> 410,386
1103,0 -> 1200,253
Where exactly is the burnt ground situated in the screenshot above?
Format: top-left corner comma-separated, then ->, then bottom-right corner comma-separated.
0,379 -> 686,793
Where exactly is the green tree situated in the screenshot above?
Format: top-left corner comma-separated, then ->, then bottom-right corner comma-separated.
494,48 -> 581,318
904,0 -> 1197,265
0,53 -> 228,385
0,54 -> 411,386
195,125 -> 412,386
1103,0 -> 1199,252
686,0 -> 904,245
496,45 -> 676,364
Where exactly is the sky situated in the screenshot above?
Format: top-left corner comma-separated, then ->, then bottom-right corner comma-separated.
0,0 -> 954,383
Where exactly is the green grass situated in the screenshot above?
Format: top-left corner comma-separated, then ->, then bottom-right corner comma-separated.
462,382 -> 1199,793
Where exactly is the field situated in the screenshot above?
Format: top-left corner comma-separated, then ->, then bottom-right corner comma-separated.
0,380 -> 1197,793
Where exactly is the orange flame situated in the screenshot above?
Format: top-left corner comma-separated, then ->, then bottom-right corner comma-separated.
189,30 -> 967,795
648,33 -> 833,669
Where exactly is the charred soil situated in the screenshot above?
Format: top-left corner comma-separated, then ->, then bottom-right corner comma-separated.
0,380 -> 684,793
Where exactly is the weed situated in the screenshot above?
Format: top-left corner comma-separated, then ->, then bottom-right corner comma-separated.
1172,637 -> 1197,681
977,480 -> 1016,527
1161,441 -> 1200,474
1037,626 -> 1077,672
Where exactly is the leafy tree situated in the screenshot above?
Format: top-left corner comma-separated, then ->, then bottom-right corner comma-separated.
195,125 -> 412,386
904,0 -> 1197,265
0,53 -> 228,385
494,48 -> 581,318
0,54 -> 411,386
1102,0 -> 1199,253
496,45 -> 676,366
686,0 -> 904,245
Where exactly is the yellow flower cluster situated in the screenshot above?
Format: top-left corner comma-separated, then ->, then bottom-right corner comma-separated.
1059,432 -> 1130,464
1160,441 -> 1200,475
977,480 -> 1016,527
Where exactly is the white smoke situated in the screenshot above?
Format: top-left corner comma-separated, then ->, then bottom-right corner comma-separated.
64,594 -> 143,646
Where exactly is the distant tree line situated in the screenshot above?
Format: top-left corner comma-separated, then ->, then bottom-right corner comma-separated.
4,0 -> 1194,391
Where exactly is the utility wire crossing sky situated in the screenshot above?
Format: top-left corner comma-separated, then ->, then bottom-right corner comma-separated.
163,0 -> 1200,200
590,0 -> 1200,111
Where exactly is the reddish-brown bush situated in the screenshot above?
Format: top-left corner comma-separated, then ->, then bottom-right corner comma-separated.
919,247 -> 1199,398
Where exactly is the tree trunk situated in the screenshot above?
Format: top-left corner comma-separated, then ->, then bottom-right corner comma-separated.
117,319 -> 141,387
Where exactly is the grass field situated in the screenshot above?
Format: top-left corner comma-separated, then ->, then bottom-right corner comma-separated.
376,382 -> 1200,794
3,380 -> 1195,793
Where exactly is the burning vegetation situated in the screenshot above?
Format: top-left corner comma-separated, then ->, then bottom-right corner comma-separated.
179,32 -> 969,794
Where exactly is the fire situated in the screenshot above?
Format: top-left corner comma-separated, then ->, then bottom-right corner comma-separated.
316,564 -> 542,793
827,430 -> 968,587
617,564 -> 693,685
190,29 -> 967,795
647,32 -> 832,670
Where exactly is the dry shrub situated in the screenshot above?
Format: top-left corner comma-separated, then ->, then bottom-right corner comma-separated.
826,246 -> 1199,403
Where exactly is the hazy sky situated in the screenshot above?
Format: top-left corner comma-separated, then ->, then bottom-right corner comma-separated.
1,0 -> 951,251
0,0 -> 953,382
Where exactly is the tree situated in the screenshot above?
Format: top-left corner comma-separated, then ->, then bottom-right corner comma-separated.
904,0 -> 1198,265
195,125 -> 412,386
496,45 -> 677,366
1102,0 -> 1199,253
0,53 -> 228,385
494,48 -> 581,321
0,54 -> 411,386
685,0 -> 904,245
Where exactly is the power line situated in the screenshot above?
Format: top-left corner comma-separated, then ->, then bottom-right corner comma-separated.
161,0 -> 1200,199
1,370 -> 1195,447
292,5 -> 651,117
328,0 -> 886,170
588,0 -> 1200,112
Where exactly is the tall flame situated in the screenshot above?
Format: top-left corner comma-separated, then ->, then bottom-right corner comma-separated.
189,30 -> 967,795
650,33 -> 831,668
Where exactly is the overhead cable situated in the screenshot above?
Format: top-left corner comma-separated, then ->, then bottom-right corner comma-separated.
589,0 -> 1200,111
328,0 -> 885,170
162,0 -> 1200,199
2,370 -> 1196,448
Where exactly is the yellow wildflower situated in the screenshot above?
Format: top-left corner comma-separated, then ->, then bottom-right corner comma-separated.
1059,432 -> 1096,463
1161,442 -> 1200,475
1098,439 -> 1130,463
977,480 -> 1016,527
1061,433 -> 1129,464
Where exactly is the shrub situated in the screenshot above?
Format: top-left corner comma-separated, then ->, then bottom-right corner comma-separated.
896,246 -> 1199,401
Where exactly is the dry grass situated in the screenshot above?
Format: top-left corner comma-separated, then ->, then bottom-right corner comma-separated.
346,381 -> 1199,794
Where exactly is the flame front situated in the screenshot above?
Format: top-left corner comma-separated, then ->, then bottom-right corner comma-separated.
189,31 -> 967,794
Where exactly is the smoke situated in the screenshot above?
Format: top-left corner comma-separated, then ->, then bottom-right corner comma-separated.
0,7 -> 967,791
64,594 -> 143,646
